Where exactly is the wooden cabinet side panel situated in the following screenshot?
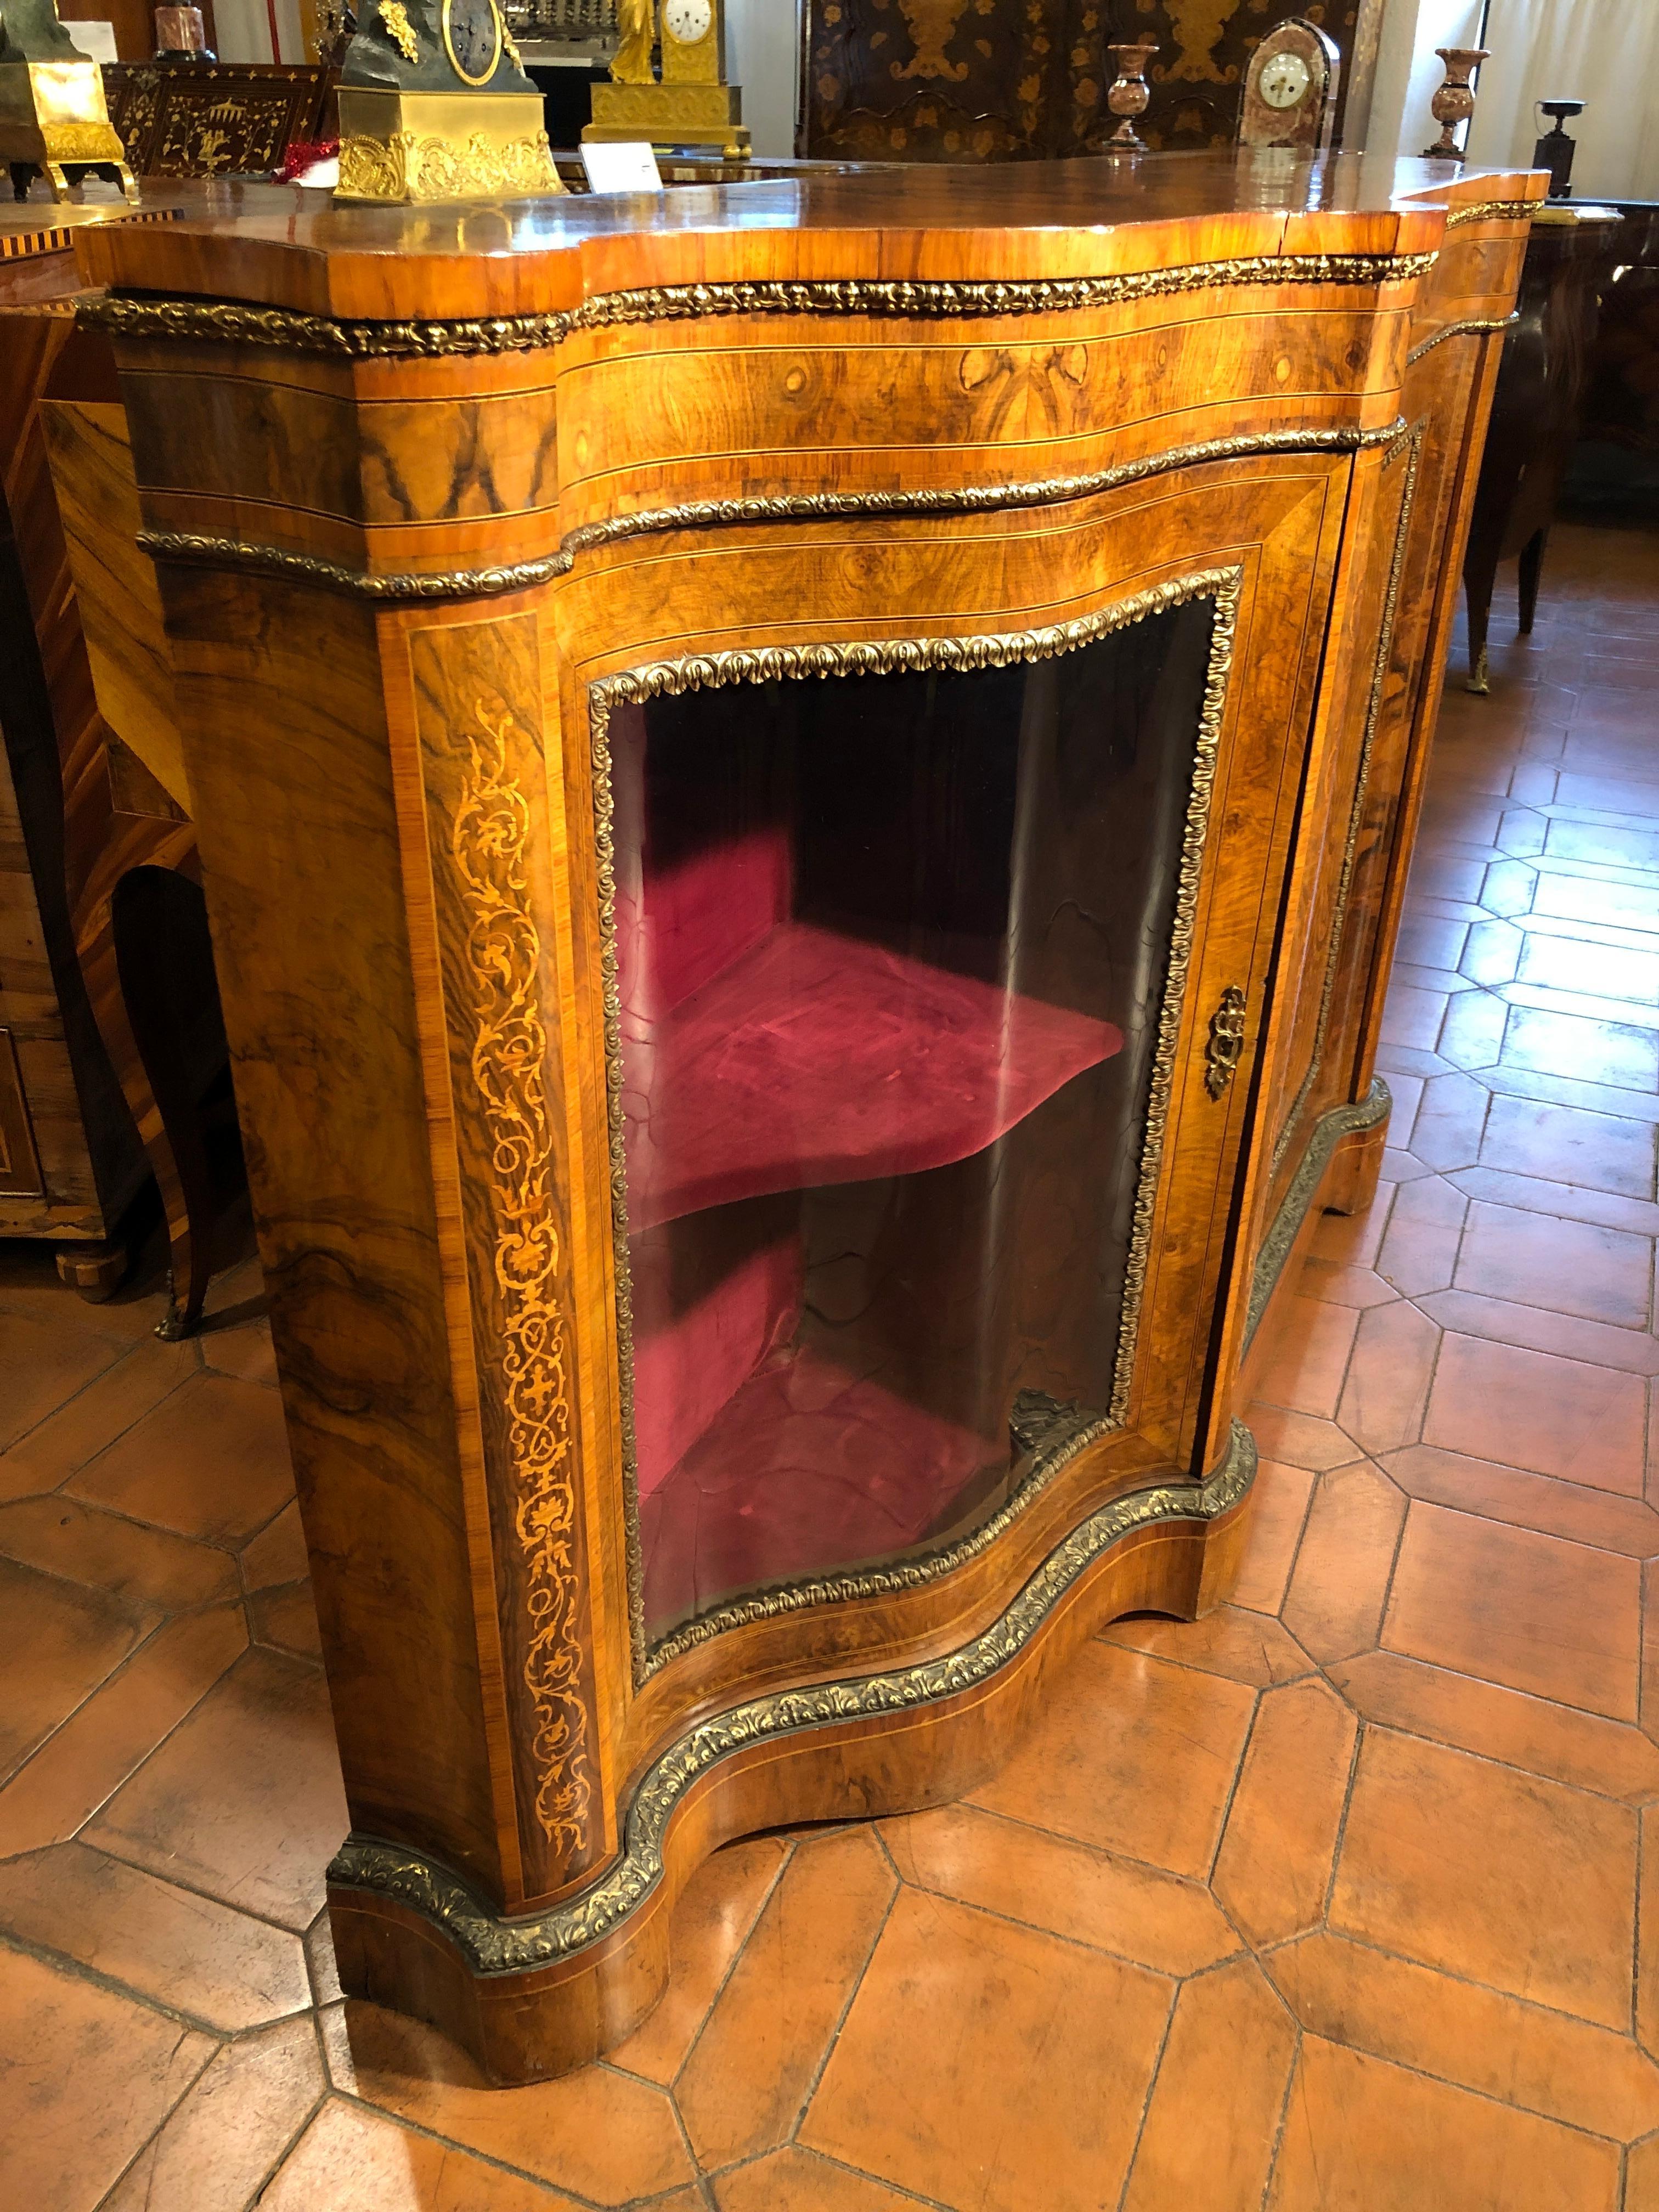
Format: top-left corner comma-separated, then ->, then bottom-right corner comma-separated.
151,561 -> 512,1900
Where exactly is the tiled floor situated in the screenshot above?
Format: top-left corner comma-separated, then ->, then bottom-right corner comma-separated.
4,518 -> 1659,2210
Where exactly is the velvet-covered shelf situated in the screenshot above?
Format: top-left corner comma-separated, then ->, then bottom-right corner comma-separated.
638,1338 -> 998,1633
620,920 -> 1125,1232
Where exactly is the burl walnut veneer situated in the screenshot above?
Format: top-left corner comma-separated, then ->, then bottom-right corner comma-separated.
74,150 -> 1538,2081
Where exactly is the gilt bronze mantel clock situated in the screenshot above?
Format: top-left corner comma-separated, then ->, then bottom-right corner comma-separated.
335,0 -> 563,202
584,0 -> 749,158
0,0 -> 133,202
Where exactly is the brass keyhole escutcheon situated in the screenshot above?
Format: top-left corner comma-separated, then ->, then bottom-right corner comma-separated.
1204,985 -> 1248,1099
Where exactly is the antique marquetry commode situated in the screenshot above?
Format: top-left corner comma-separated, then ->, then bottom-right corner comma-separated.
72,151 -> 1537,2081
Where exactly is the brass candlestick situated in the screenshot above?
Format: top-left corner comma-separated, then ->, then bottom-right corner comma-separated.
1104,41 -> 1156,151
1422,46 -> 1487,161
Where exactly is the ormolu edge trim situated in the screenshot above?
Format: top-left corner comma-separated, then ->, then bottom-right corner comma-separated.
136,531 -> 573,600
1406,313 -> 1517,363
589,570 -> 1241,1681
82,251 -> 1437,358
1442,198 -> 1539,228
1248,1079 -> 1391,1342
327,1420 -> 1255,1974
561,420 -> 1407,556
136,419 -> 1404,604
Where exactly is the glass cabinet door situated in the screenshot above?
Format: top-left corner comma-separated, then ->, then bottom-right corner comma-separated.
596,588 -> 1227,1644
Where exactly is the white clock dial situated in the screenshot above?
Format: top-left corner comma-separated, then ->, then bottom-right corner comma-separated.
663,0 -> 713,41
1259,52 -> 1312,110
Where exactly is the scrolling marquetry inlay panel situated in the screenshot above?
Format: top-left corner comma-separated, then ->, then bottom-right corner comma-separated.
410,619 -> 598,1885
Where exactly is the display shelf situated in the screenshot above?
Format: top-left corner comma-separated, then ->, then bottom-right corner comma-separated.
621,920 -> 1124,1232
638,1339 -> 1000,1633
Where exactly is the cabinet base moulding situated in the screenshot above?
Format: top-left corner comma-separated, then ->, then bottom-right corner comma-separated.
326,1421 -> 1255,2084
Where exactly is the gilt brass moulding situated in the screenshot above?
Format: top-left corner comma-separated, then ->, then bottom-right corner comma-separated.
335,84 -> 560,202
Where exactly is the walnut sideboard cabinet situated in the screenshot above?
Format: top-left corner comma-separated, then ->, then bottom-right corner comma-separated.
75,151 -> 1538,2082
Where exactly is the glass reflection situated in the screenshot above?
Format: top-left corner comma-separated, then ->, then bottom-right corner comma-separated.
607,599 -> 1217,1639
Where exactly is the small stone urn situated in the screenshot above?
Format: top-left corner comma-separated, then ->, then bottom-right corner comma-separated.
1104,41 -> 1157,152
1422,47 -> 1488,160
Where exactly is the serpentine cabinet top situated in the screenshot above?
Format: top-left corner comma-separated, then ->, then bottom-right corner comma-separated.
72,151 -> 1542,324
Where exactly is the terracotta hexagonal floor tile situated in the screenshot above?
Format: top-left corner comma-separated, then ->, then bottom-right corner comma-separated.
1211,1677 -> 1358,1948
66,1371 -> 295,1544
608,1835 -> 786,2085
1251,1297 -> 1362,1420
1503,1005 -> 1659,1092
1279,1461 -> 1406,1666
1101,1602 -> 1312,1686
1328,1729 -> 1636,2029
968,1644 -> 1256,1879
241,1502 -> 310,1592
251,1583 -> 325,1662
1453,1201 -> 1652,1327
800,1888 -> 1171,2212
1121,1957 -> 1296,2212
321,2001 -> 693,2205
256,2097 -> 590,2210
1270,1929 -> 1659,2142
1381,1502 -> 1641,1720
1379,1442 -> 1659,1558
0,1334 -> 199,1497
1421,1333 -> 1647,1495
1243,1405 -> 1365,1474
1228,1456 -> 1316,1615
0,1604 -> 246,1859
0,1496 -> 238,1611
1330,1649 -> 1659,1804
0,1309 -> 125,1453
1416,1285 -> 1659,1376
710,2148 -> 927,2210
100,2013 -> 325,2212
0,1557 -> 155,1782
1333,1300 -> 1441,1458
1639,1803 -> 1659,2061
1628,2132 -> 1659,2211
1374,1172 -> 1467,1297
1406,1070 -> 1489,1173
0,1841 -> 309,2031
1477,1093 -> 1657,1200
0,1943 -> 216,2212
880,1801 -> 1239,1977
83,1647 -> 347,1931
1266,2036 -> 1620,2210
673,1825 -> 896,2171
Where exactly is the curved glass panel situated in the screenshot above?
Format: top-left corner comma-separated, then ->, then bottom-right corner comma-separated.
602,595 -> 1219,1643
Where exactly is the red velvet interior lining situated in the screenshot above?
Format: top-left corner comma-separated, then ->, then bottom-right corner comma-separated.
620,918 -> 1124,1232
639,1341 -> 999,1635
618,800 -> 1124,1630
619,828 -> 791,1019
633,1234 -> 802,1500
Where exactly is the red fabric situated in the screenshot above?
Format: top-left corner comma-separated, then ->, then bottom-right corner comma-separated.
620,920 -> 1123,1232
640,1341 -> 998,1633
633,1234 -> 802,1499
620,829 -> 791,1017
274,138 -> 338,183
